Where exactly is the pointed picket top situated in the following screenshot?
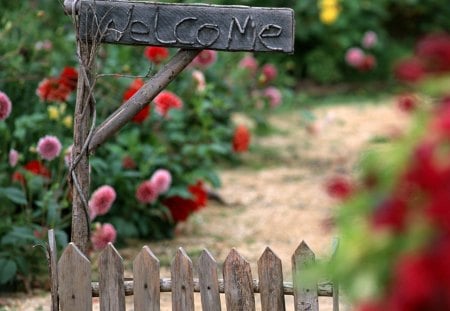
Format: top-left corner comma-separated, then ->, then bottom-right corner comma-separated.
223,248 -> 256,311
198,249 -> 221,311
99,243 -> 125,311
58,243 -> 92,311
258,247 -> 285,311
292,241 -> 318,311
133,246 -> 160,311
171,247 -> 195,311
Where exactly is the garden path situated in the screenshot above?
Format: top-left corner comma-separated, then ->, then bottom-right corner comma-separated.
1,97 -> 410,310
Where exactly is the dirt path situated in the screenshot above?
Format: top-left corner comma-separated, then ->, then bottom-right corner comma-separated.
1,98 -> 410,310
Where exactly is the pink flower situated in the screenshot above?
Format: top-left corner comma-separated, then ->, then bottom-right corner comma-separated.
345,47 -> 365,68
136,180 -> 159,204
37,135 -> 62,161
0,91 -> 12,121
191,50 -> 217,68
239,54 -> 258,74
192,70 -> 206,93
153,91 -> 183,117
362,31 -> 378,49
150,169 -> 172,194
91,223 -> 117,251
88,185 -> 116,220
259,64 -> 278,84
263,87 -> 282,108
394,58 -> 426,82
9,149 -> 19,167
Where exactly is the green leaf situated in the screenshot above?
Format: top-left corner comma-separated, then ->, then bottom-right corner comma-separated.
0,187 -> 27,205
0,258 -> 17,284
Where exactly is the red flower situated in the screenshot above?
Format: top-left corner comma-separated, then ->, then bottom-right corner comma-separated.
135,180 -> 159,204
372,196 -> 408,232
357,55 -> 376,71
188,181 -> 207,209
396,94 -> 418,113
24,160 -> 51,178
122,156 -> 136,169
259,64 -> 278,84
416,33 -> 450,73
394,58 -> 426,83
36,77 -> 72,102
153,91 -> 183,117
426,189 -> 450,231
163,181 -> 208,222
325,176 -> 352,199
11,172 -> 26,185
122,78 -> 150,123
144,46 -> 169,64
232,125 -> 250,153
59,67 -> 78,91
387,254 -> 435,310
191,50 -> 217,68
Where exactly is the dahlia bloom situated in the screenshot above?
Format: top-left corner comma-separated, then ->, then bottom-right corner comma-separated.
136,180 -> 159,204
144,46 -> 169,64
362,31 -> 378,49
162,181 -> 207,222
345,47 -> 365,68
325,175 -> 352,199
88,185 -> 117,220
191,50 -> 217,68
9,149 -> 19,167
24,160 -> 51,178
232,125 -> 251,153
416,33 -> 450,73
123,78 -> 150,123
0,91 -> 12,121
239,54 -> 258,74
153,91 -> 183,117
59,67 -> 78,91
263,87 -> 282,108
358,55 -> 376,71
37,135 -> 62,161
150,169 -> 172,194
36,77 -> 71,102
91,223 -> 117,251
396,94 -> 418,113
394,58 -> 426,82
259,64 -> 278,84
122,155 -> 136,169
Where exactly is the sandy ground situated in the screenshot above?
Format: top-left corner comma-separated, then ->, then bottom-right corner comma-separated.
0,98 -> 410,310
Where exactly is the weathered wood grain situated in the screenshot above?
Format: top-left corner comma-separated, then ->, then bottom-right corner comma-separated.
48,229 -> 59,311
258,247 -> 286,311
77,0 -> 294,53
223,248 -> 256,311
197,249 -> 221,311
171,247 -> 195,311
292,241 -> 319,311
133,246 -> 160,311
58,243 -> 92,311
99,243 -> 125,311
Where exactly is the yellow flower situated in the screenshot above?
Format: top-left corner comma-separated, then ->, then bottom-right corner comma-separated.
63,115 -> 73,129
320,6 -> 340,24
320,0 -> 337,8
47,106 -> 60,120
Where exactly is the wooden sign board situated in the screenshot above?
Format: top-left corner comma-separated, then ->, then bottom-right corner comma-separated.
78,0 -> 295,53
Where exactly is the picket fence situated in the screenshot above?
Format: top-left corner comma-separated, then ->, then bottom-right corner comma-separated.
48,231 -> 338,311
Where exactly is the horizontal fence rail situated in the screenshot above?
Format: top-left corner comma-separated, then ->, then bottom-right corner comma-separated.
49,230 -> 338,311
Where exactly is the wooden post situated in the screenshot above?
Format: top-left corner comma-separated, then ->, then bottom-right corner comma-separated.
70,5 -> 97,255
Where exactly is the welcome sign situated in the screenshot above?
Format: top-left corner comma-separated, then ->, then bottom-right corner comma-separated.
78,0 -> 295,53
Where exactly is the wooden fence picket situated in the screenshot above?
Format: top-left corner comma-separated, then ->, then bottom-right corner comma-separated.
258,247 -> 286,311
292,241 -> 319,311
58,243 -> 92,311
99,243 -> 125,311
223,249 -> 256,311
197,249 -> 221,311
133,246 -> 161,311
51,239 -> 337,310
171,247 -> 195,311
